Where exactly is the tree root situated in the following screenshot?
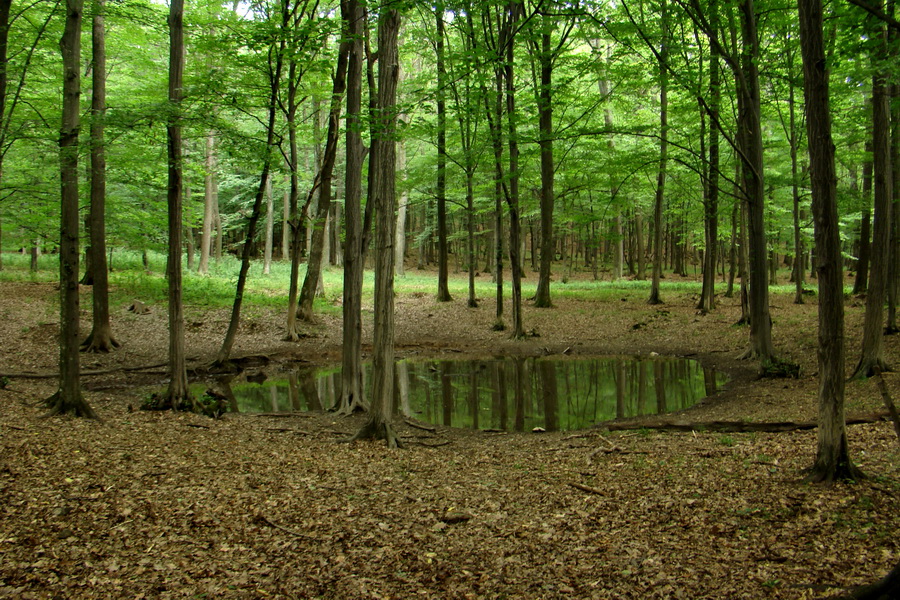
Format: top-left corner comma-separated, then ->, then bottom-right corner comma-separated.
850,357 -> 891,382
80,330 -> 121,354
347,419 -> 404,448
43,391 -> 99,420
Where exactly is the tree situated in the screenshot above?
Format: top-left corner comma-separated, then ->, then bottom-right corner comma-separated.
648,0 -> 668,306
162,0 -> 190,407
797,0 -> 862,483
851,1 -> 893,380
45,0 -> 96,418
504,0 -> 525,339
336,0 -> 367,415
352,3 -> 402,446
435,0 -> 452,302
216,0 -> 289,365
81,0 -> 120,354
296,32 -> 349,323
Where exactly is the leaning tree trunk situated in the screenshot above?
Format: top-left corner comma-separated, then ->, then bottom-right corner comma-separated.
297,36 -> 349,323
215,3 -> 287,366
352,4 -> 402,446
852,13 -> 893,379
798,0 -> 862,483
336,0 -> 366,416
46,0 -> 96,418
82,0 -> 119,354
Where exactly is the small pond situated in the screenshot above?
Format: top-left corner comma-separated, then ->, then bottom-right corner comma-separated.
213,356 -> 726,432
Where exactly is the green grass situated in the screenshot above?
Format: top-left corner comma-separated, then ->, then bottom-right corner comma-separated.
1,249 -> 855,312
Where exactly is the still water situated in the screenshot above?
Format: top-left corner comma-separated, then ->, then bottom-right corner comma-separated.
217,356 -> 726,431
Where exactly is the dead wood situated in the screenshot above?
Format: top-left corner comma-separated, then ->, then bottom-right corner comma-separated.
603,412 -> 889,433
568,482 -> 606,495
404,417 -> 437,432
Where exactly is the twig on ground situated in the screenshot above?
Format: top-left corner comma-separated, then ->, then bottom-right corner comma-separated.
568,482 -> 605,495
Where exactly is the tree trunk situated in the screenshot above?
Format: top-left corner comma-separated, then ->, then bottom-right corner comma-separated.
81,0 -> 118,354
649,0 -> 668,306
395,121 -> 408,277
46,0 -> 96,418
698,10 -> 719,314
798,0 -> 862,483
215,2 -> 287,366
296,36 -> 349,323
352,4 -> 402,447
435,1 -> 452,302
852,11 -> 893,379
263,173 -> 274,275
886,81 -> 899,333
533,16 -> 554,309
505,0 -> 525,339
336,0 -> 366,416
162,0 -> 190,407
737,0 -> 776,365
199,132 -> 216,274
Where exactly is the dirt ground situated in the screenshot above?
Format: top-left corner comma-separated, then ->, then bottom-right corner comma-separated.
0,278 -> 898,599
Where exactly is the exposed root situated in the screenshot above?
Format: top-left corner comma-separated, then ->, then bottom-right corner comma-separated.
803,460 -> 865,485
347,419 -> 403,448
333,392 -> 368,416
80,330 -> 121,354
491,320 -> 506,332
849,357 -> 891,382
43,391 -> 99,420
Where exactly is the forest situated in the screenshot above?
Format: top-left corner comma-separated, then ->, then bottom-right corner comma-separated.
0,0 -> 899,597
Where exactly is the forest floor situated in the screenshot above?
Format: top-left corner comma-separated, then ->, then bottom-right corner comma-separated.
0,275 -> 898,599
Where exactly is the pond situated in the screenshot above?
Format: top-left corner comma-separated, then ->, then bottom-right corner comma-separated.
213,356 -> 727,432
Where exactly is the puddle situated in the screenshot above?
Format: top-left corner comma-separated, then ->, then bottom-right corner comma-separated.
215,356 -> 726,431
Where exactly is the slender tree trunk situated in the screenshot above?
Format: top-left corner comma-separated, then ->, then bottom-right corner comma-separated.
886,81 -> 899,333
263,173 -> 274,275
533,16 -> 554,308
353,4 -> 402,446
798,0 -> 862,483
505,0 -> 525,339
435,1 -> 452,302
395,119 -> 408,277
82,0 -> 118,354
737,0 -> 776,365
297,37 -> 349,323
698,11 -> 719,314
162,0 -> 190,405
336,0 -> 367,415
852,11 -> 893,378
215,3 -> 287,366
47,0 -> 95,418
199,132 -> 216,274
649,0 -> 668,306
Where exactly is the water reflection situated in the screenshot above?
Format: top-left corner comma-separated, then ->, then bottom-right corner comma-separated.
219,356 -> 726,431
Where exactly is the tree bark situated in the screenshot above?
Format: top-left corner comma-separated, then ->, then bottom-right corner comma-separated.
798,0 -> 862,482
263,173 -> 274,275
163,0 -> 190,406
504,0 -> 525,339
336,0 -> 366,416
215,2 -> 287,366
852,8 -> 893,379
649,0 -> 668,306
352,4 -> 402,446
698,9 -> 719,314
297,36 -> 349,323
435,1 -> 452,303
853,152 -> 874,295
82,0 -> 119,354
46,0 -> 96,418
533,15 -> 554,309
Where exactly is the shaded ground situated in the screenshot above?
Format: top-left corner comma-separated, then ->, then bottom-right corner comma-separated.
1,278 -> 898,599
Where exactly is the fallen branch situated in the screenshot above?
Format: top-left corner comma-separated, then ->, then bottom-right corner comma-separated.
568,482 -> 605,495
602,412 -> 889,433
